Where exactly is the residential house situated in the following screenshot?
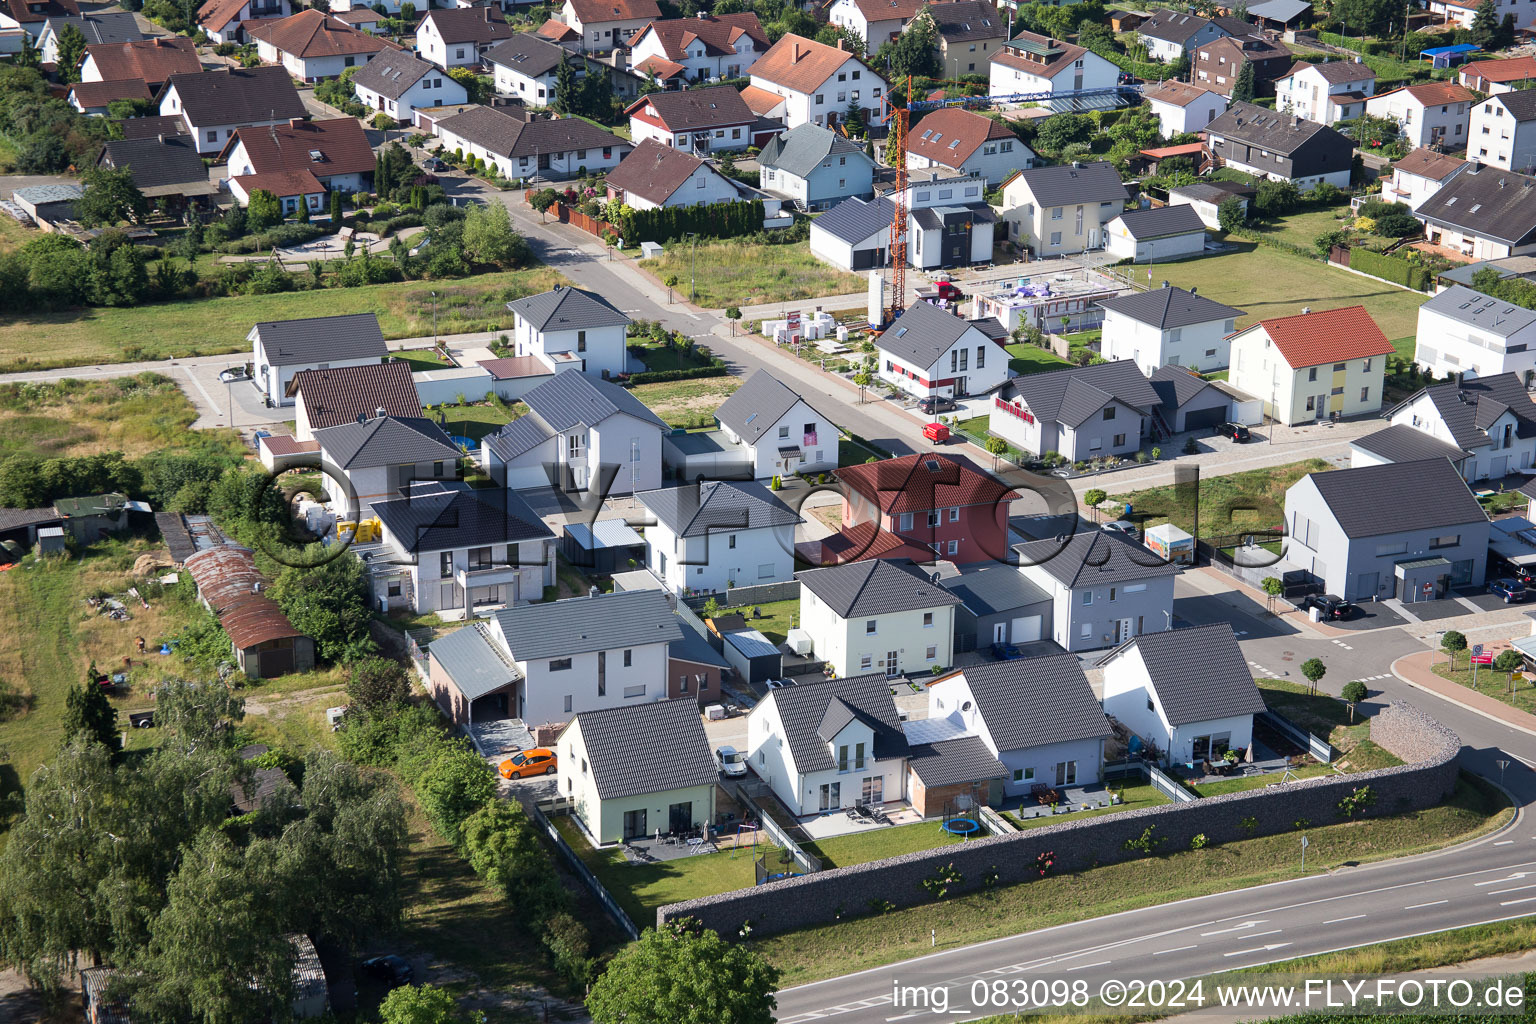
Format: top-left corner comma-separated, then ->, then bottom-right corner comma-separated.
95,134 -> 218,213
1413,286 -> 1536,383
1469,91 -> 1536,175
1276,59 -> 1376,124
1380,146 -> 1466,210
227,169 -> 325,214
480,369 -> 667,494
625,86 -> 758,154
714,369 -> 840,478
1432,0 -> 1536,31
184,544 -> 315,678
417,7 -> 515,68
1168,179 -> 1253,228
353,51 -> 468,121
160,66 -> 308,154
1284,457 -> 1490,601
0,0 -> 76,38
989,359 -> 1161,461
1245,0 -> 1312,30
250,9 -> 391,82
757,122 -> 874,211
1148,364 -> 1236,432
197,0 -> 291,45
37,12 -> 140,63
1206,101 -> 1354,188
329,8 -> 379,33
1386,372 -> 1536,481
69,80 -> 153,116
485,33 -> 603,107
668,626 -> 728,703
330,0 -> 400,12
1460,56 -> 1536,96
558,699 -> 719,844
1414,162 -> 1536,260
504,284 -> 630,380
313,413 -> 464,517
1366,82 -> 1474,150
537,17 -> 579,44
923,0 -> 1006,79
807,193 -> 892,270
639,480 -> 802,594
900,171 -> 996,269
1142,79 -> 1228,138
428,588 -> 682,727
222,117 -> 375,194
250,311 -> 388,406
1193,33 -> 1292,98
115,114 -> 193,140
560,0 -> 660,52
988,29 -> 1119,109
999,159 -> 1128,256
288,360 -> 421,441
747,33 -> 889,130
746,674 -> 909,816
876,300 -> 1006,402
1137,9 -> 1229,60
819,452 -> 1017,566
925,655 -> 1109,796
80,36 -> 201,89
625,12 -> 768,83
798,558 -> 961,678
906,106 -> 1033,185
1015,530 -> 1180,652
435,105 -> 629,181
603,139 -> 739,209
1103,204 -> 1208,262
1097,284 -> 1244,376
945,562 -> 1053,647
1099,623 -> 1264,766
1349,423 -> 1472,474
827,0 -> 924,48
1227,305 -> 1392,425
369,481 -> 554,616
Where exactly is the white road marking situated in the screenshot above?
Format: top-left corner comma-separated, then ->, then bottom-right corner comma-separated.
1322,914 -> 1366,924
1154,945 -> 1198,956
1403,900 -> 1447,910
1224,943 -> 1291,957
1495,840 -> 1516,846
1489,883 -> 1536,895
181,365 -> 222,418
1475,872 -> 1530,886
1065,961 -> 1112,972
1200,920 -> 1269,936
1501,896 -> 1536,907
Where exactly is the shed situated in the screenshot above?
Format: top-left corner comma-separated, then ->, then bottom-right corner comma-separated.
184,544 -> 315,679
0,506 -> 63,550
944,564 -> 1053,648
53,492 -> 139,543
719,625 -> 781,684
36,526 -> 66,555
1145,522 -> 1194,564
561,518 -> 646,574
12,183 -> 83,228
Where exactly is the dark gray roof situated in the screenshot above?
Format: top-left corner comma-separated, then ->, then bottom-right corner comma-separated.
906,735 -> 1008,786
945,564 -> 1050,616
100,134 -> 207,190
637,480 -> 801,538
1016,530 -> 1180,588
1289,58 -> 1375,84
154,511 -> 197,563
1097,285 -> 1242,329
371,481 -> 552,553
716,370 -> 838,445
817,696 -> 858,741
1491,89 -> 1536,122
483,415 -> 553,463
430,621 -> 520,701
493,589 -> 683,660
670,627 -> 729,668
313,415 -> 462,469
42,12 -> 142,45
970,316 -> 1007,342
765,674 -> 907,774
1171,180 -> 1255,203
164,66 -> 306,128
1111,204 -> 1208,240
570,699 -> 719,799
927,0 -> 1004,43
1003,359 -> 1160,428
440,106 -> 625,159
877,300 -> 986,368
795,558 -> 962,617
525,370 -> 668,431
812,194 -> 894,244
1421,285 -> 1536,338
1304,458 -> 1487,539
1390,372 -> 1536,450
0,506 -> 62,532
1350,424 -> 1470,466
506,285 -> 631,332
1207,101 -> 1352,158
1009,160 -> 1127,208
1138,8 -> 1217,43
251,311 -> 386,364
1149,364 -> 1225,413
757,121 -> 869,177
484,32 -> 576,79
1100,623 -> 1264,726
951,654 -> 1109,749
351,50 -> 436,100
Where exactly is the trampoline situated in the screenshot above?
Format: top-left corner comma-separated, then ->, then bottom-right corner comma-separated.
941,817 -> 981,837
940,794 -> 984,840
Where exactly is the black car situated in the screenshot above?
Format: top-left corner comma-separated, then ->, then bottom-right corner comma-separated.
1302,593 -> 1352,620
361,955 -> 413,988
991,641 -> 1023,660
1494,559 -> 1536,585
1490,578 -> 1528,603
1214,422 -> 1252,443
919,395 -> 958,415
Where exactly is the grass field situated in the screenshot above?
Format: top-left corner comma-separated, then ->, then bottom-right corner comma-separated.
1434,660 -> 1536,718
1109,459 -> 1331,538
0,267 -> 568,373
753,774 -> 1511,985
1259,678 -> 1372,753
638,242 -> 863,308
435,402 -> 516,443
628,377 -> 741,429
800,820 -> 966,868
1005,343 -> 1074,376
707,598 -> 798,646
390,348 -> 454,372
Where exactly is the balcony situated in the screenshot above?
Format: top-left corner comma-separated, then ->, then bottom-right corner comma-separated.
455,563 -> 528,588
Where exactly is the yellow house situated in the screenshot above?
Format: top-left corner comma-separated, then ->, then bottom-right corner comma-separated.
1227,305 -> 1394,426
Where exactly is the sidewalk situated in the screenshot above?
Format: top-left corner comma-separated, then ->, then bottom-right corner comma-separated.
1392,648 -> 1536,739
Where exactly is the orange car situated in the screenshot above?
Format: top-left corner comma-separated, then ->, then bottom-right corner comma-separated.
499,747 -> 557,779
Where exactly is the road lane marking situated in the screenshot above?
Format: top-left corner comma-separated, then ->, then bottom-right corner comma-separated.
1065,961 -> 1112,972
1154,946 -> 1198,956
1495,840 -> 1516,846
1323,914 -> 1366,924
1475,872 -> 1530,886
1489,883 -> 1536,895
1404,901 -> 1448,909
1200,920 -> 1269,936
1224,943 -> 1291,957
1502,896 -> 1536,907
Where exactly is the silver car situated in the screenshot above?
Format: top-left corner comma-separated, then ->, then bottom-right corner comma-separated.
715,745 -> 748,777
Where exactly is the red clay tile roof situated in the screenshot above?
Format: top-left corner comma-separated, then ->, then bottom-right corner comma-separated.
198,0 -> 250,32
249,9 -> 391,58
1138,142 -> 1206,159
907,106 -> 1015,166
288,361 -> 420,430
750,32 -> 872,94
1393,146 -> 1465,181
84,37 -> 201,86
224,117 -> 376,177
815,522 -> 938,565
633,54 -> 687,80
537,17 -> 578,40
231,168 -> 326,198
626,12 -> 767,60
2,0 -> 76,24
1372,81 -> 1475,106
70,78 -> 153,109
1141,79 -> 1223,107
604,138 -> 716,205
1244,305 -> 1394,368
1461,56 -> 1536,84
565,0 -> 660,24
834,452 -> 1018,515
991,28 -> 1088,81
739,84 -> 786,116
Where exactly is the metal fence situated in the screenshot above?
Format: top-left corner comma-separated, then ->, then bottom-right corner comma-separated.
527,802 -> 641,940
1147,763 -> 1198,804
1102,757 -> 1147,782
1259,709 -> 1337,764
682,580 -> 801,609
731,782 -> 822,875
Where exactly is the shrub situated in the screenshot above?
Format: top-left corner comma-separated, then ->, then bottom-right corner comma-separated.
626,366 -> 731,385
1341,680 -> 1368,704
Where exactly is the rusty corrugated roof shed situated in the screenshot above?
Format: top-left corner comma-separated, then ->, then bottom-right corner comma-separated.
184,544 -> 305,650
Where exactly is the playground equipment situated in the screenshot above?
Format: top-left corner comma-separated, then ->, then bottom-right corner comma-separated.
940,794 -> 984,840
754,845 -> 802,886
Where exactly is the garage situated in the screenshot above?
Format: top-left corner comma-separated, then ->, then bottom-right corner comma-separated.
947,565 -> 1054,652
1010,614 -> 1042,642
1150,366 -> 1233,433
1182,405 -> 1226,431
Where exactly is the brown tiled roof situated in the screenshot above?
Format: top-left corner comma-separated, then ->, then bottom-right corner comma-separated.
84,37 -> 201,86
907,106 -> 1014,166
1242,305 -> 1393,368
1393,146 -> 1465,181
2,0 -> 76,24
421,6 -> 516,44
261,435 -> 322,456
197,0 -> 249,33
330,9 -> 379,25
834,452 -> 1017,514
627,11 -> 767,58
991,29 -> 1088,81
565,0 -> 660,24
289,361 -> 421,429
1279,58 -> 1375,83
224,117 -> 376,177
231,168 -> 326,198
634,54 -> 687,80
1373,81 -> 1474,106
625,84 -> 753,130
70,79 -> 153,109
1461,56 -> 1536,85
537,17 -> 578,41
739,84 -> 786,116
847,0 -> 927,21
1141,79 -> 1223,107
750,32 -> 871,94
604,138 -> 716,205
249,9 -> 391,58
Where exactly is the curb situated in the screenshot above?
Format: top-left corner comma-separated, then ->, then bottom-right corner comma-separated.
1390,653 -> 1536,741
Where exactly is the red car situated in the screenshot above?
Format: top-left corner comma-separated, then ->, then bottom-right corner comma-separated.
923,421 -> 951,444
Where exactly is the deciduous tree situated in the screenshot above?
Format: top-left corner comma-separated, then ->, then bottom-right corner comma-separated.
587,924 -> 780,1024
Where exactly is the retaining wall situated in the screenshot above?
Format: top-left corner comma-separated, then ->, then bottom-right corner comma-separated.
657,702 -> 1460,937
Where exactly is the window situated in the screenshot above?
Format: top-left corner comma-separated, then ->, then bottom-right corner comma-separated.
563,695 -> 572,713
679,674 -> 689,693
814,93 -> 824,104
1013,767 -> 1034,782
860,654 -> 873,670
1080,623 -> 1092,639
899,512 -> 914,531
728,535 -> 736,549
1082,591 -> 1093,605
1051,206 -> 1063,220
440,551 -> 453,577
923,612 -> 934,628
598,676 -> 605,696
1147,696 -> 1156,711
550,658 -> 572,671
779,424 -> 790,439
624,684 -> 646,698
577,330 -> 586,351
925,645 -> 937,660
757,563 -> 774,579
1050,232 -> 1061,246
1359,386 -> 1369,402
927,510 -> 940,527
1430,534 -> 1460,549
1362,357 -> 1371,371
1333,362 -> 1346,372
1306,396 -> 1316,412
207,129 -> 218,142
1113,433 -> 1126,447
432,460 -> 443,477
1109,587 -> 1117,601
865,619 -> 877,634
947,539 -> 958,555
455,47 -> 465,58
1103,405 -> 1116,420
622,649 -> 632,667
1376,541 -> 1408,557
387,580 -> 401,597
1308,367 -> 1318,382
949,507 -> 959,522
1330,386 -> 1344,396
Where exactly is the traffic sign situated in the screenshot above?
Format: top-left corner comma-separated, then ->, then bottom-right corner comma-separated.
1474,643 -> 1485,656
1471,654 -> 1493,665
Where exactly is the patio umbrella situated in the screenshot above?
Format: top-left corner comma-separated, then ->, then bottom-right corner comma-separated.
1244,744 -> 1255,763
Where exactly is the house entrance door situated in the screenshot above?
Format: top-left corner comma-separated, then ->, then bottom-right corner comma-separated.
885,651 -> 900,678
1116,618 -> 1134,643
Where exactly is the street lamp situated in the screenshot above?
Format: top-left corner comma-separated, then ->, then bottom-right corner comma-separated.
688,232 -> 698,304
430,291 -> 438,347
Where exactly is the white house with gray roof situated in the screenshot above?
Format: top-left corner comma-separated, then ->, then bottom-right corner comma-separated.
1099,623 -> 1265,766
558,699 -> 719,843
945,563 -> 1053,648
757,122 -> 875,212
797,558 -> 962,678
1385,372 -> 1536,482
1276,59 -> 1376,126
1137,9 -> 1229,60
1469,91 -> 1536,175
638,480 -> 802,595
1098,284 -> 1243,376
352,51 -> 467,122
314,413 -> 465,518
1104,205 -> 1209,263
1000,160 -> 1128,257
808,194 -> 893,271
714,369 -> 840,479
1349,424 -> 1472,474
480,370 -> 666,495
1414,163 -> 1536,261
249,312 -> 388,407
506,284 -> 631,379
876,301 -> 1006,401
1015,530 -> 1180,651
37,12 -> 142,63
989,359 -> 1160,462
1412,284 -> 1536,383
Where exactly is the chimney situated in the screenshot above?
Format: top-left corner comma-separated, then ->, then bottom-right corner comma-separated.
1161,280 -> 1169,288
290,117 -> 305,129
837,36 -> 845,50
588,585 -> 600,598
375,406 -> 387,418
1301,306 -> 1311,314
792,42 -> 802,62
356,413 -> 367,424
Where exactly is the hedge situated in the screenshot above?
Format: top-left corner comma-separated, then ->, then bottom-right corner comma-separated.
1347,247 -> 1432,291
616,199 -> 765,247
626,366 -> 730,385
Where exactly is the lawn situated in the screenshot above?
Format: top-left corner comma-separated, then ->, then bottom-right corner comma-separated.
637,241 -> 863,308
1109,458 -> 1331,538
433,401 -> 517,443
838,436 -> 884,467
1433,659 -> 1536,718
0,210 -> 33,252
389,348 -> 454,372
1187,761 -> 1336,797
0,267 -> 569,373
956,414 -> 989,437
628,377 -> 741,429
1005,342 -> 1073,376
799,819 -> 967,868
1257,203 -> 1357,251
1259,678 -> 1372,753
752,773 -> 1510,985
705,598 -> 798,646
1004,782 -> 1170,830
628,337 -> 717,374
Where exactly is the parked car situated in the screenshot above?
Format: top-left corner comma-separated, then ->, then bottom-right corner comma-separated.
423,156 -> 447,171
991,641 -> 1023,660
715,745 -> 748,777
361,954 -> 413,988
1492,558 -> 1536,585
1214,421 -> 1251,443
218,366 -> 250,383
1302,593 -> 1352,620
919,395 -> 958,415
1101,520 -> 1140,541
498,747 -> 557,779
1489,578 -> 1528,603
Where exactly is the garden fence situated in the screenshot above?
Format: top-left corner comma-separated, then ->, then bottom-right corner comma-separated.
1259,709 -> 1337,764
730,783 -> 822,875
527,802 -> 641,940
681,580 -> 801,610
1147,763 -> 1198,804
524,195 -> 617,241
